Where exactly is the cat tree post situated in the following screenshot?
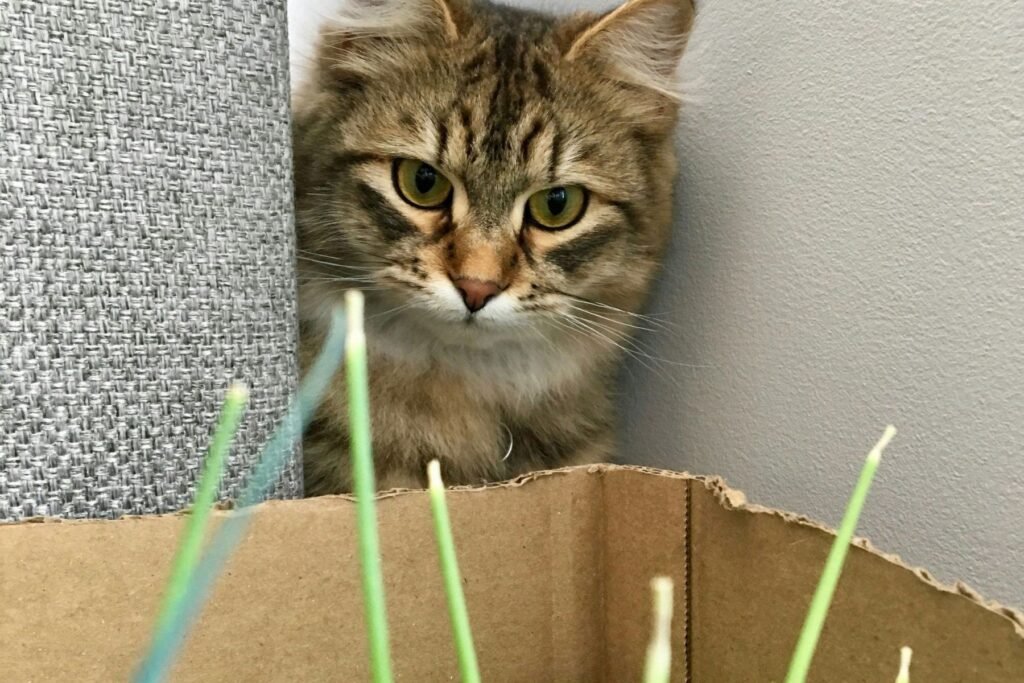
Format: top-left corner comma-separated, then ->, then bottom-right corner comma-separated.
0,0 -> 300,520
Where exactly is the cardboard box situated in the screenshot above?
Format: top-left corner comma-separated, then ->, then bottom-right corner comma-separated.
2,465 -> 1022,681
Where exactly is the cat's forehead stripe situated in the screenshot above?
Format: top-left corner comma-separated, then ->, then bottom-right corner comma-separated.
435,121 -> 449,164
519,118 -> 543,162
441,21 -> 558,169
548,127 -> 562,183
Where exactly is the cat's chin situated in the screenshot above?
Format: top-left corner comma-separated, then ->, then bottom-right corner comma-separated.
302,282 -> 559,351
381,299 -> 537,350
361,280 -> 537,343
366,302 -> 592,400
303,285 -> 599,398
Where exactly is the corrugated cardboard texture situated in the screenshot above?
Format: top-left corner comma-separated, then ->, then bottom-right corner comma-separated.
601,469 -> 689,682
2,466 -> 1022,681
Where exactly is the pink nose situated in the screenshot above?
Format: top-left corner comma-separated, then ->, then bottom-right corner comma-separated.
453,278 -> 502,313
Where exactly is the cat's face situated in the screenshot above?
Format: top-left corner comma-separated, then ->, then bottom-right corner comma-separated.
294,0 -> 693,356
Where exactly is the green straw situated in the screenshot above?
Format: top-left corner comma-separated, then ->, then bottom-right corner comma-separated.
427,460 -> 481,683
134,307 -> 347,683
895,646 -> 912,683
783,425 -> 897,683
345,290 -> 393,683
155,383 -> 248,629
642,577 -> 674,683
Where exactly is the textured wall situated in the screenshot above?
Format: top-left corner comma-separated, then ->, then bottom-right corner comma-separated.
620,0 -> 1024,608
1,0 -> 300,520
289,0 -> 1024,607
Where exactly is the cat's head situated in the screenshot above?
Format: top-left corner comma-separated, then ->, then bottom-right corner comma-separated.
294,0 -> 694,366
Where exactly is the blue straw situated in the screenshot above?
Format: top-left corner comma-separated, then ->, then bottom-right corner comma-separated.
133,307 -> 347,683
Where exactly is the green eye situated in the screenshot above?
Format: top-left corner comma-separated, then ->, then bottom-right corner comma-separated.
393,159 -> 453,209
526,185 -> 588,230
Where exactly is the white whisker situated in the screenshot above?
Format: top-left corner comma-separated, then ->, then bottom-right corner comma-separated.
562,294 -> 677,330
296,255 -> 381,273
564,312 -> 709,372
564,302 -> 659,334
566,314 -> 661,374
368,301 -> 415,321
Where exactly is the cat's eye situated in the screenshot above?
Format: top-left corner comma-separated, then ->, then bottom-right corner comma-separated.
526,185 -> 588,230
393,159 -> 453,209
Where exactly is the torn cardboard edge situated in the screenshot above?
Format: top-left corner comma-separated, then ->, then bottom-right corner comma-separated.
7,463 -> 1023,630
692,469 -> 1024,636
2,464 -> 1022,682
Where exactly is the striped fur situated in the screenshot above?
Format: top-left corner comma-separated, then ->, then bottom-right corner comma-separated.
293,0 -> 694,493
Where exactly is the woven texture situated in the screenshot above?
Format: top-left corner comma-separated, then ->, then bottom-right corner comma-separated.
0,0 -> 299,520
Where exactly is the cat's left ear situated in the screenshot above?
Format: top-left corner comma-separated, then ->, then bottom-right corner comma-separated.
313,0 -> 466,87
565,0 -> 695,99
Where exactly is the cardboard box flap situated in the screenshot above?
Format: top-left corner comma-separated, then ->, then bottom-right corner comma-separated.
690,475 -> 1024,682
1,471 -> 609,682
2,465 -> 1022,682
696,473 -> 1024,634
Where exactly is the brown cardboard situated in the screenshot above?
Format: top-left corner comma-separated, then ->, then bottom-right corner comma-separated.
1,465 -> 1021,682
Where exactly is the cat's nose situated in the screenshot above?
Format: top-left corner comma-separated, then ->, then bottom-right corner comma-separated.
453,277 -> 502,313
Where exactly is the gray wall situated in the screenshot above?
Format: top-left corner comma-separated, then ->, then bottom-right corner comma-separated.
290,0 -> 1024,607
622,0 -> 1024,608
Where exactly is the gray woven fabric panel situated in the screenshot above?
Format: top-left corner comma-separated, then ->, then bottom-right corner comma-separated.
0,0 -> 299,520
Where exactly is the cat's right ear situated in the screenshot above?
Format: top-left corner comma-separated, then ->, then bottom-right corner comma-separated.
564,0 -> 695,100
314,0 -> 464,87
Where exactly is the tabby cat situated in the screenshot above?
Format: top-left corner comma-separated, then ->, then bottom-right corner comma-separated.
292,0 -> 695,494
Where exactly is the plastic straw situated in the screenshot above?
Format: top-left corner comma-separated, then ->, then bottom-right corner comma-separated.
155,383 -> 248,629
895,646 -> 913,683
783,425 -> 897,683
345,290 -> 393,683
642,577 -> 675,683
427,460 -> 481,683
134,306 -> 347,683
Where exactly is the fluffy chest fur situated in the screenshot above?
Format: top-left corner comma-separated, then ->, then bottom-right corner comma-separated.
302,322 -> 615,492
293,0 -> 693,494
